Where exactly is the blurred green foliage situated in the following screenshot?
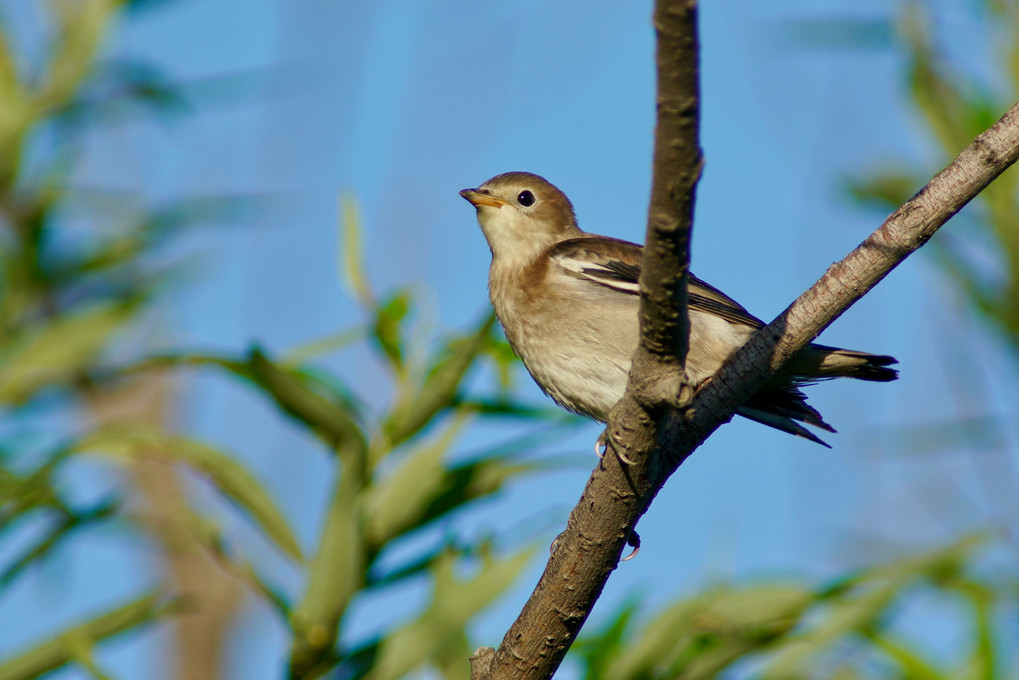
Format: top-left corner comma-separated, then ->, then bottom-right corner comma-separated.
848,2 -> 1019,345
0,3 -> 564,679
576,537 -> 1008,679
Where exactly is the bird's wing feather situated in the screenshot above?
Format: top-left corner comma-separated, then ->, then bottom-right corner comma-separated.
548,236 -> 763,328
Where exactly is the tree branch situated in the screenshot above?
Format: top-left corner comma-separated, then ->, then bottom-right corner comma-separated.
631,0 -> 701,412
679,98 -> 1019,453
470,2 -> 701,679
470,0 -> 1019,675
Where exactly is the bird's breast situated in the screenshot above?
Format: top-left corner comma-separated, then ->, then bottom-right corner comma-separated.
488,262 -> 638,420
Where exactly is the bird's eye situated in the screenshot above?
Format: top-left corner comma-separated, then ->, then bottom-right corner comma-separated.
517,190 -> 536,207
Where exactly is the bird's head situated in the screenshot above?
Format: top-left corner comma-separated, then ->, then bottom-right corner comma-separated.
460,172 -> 581,264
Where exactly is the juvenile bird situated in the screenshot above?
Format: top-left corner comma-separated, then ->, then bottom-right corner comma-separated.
460,172 -> 898,447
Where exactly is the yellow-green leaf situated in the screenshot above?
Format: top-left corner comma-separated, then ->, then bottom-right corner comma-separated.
366,546 -> 534,680
248,347 -> 367,457
0,303 -> 135,405
75,426 -> 302,562
0,590 -> 168,680
289,470 -> 366,677
340,195 -> 374,308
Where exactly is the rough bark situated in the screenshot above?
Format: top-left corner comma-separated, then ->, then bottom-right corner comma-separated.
470,2 -> 700,679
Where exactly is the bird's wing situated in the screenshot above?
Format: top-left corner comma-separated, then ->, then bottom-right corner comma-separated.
548,236 -> 764,328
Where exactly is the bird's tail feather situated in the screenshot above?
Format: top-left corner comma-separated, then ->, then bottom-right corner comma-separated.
737,406 -> 833,448
738,387 -> 836,448
787,345 -> 899,382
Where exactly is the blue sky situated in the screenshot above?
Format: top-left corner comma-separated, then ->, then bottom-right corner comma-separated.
4,0 -> 1018,678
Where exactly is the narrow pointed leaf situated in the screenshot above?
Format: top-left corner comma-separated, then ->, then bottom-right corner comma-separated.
366,546 -> 534,680
289,471 -> 366,678
862,630 -> 950,680
0,302 -> 136,405
247,347 -> 367,456
366,446 -> 550,549
370,290 -> 412,370
1,498 -> 119,591
0,591 -> 169,680
340,196 -> 375,308
75,426 -> 302,562
384,314 -> 495,446
174,507 -> 292,620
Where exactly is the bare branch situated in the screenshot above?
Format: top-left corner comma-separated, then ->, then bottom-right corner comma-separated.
470,2 -> 702,679
683,99 -> 1019,451
633,0 -> 701,409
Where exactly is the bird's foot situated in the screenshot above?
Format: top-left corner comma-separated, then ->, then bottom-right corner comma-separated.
675,378 -> 695,409
549,530 -> 566,557
595,430 -> 635,465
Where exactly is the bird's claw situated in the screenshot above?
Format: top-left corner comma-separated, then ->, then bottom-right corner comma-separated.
596,431 -> 635,465
676,380 -> 695,409
621,530 -> 641,561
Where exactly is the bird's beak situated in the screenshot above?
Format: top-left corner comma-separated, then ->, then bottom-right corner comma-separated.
460,188 -> 509,209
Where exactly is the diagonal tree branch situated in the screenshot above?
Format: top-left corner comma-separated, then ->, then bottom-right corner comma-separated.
672,99 -> 1019,458
469,0 -> 1019,675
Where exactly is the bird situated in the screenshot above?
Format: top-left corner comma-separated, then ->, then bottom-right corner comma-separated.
460,171 -> 898,447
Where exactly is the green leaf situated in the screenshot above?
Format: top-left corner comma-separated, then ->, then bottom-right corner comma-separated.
902,7 -> 978,155
123,350 -> 368,457
429,628 -> 473,680
282,328 -> 364,365
37,0 -> 121,113
1,498 -> 119,591
365,545 -> 534,680
764,537 -> 981,678
861,630 -> 950,680
574,598 -> 640,680
0,302 -> 136,405
0,20 -> 27,133
371,290 -> 412,370
603,584 -> 814,680
481,333 -> 519,391
247,347 -> 368,457
50,194 -> 258,282
0,590 -> 170,680
764,584 -> 896,678
951,579 -> 996,680
340,195 -> 375,308
174,507 -> 292,620
384,314 -> 496,447
365,441 -> 553,549
363,419 -> 461,548
0,448 -> 70,526
75,426 -> 303,562
289,470 -> 367,678
845,170 -> 922,210
51,57 -> 190,128
0,21 -> 28,185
